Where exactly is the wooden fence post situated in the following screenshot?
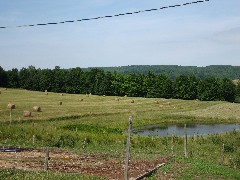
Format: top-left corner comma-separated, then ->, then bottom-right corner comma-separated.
184,124 -> 188,158
222,144 -> 225,164
171,135 -> 174,158
124,115 -> 132,180
9,109 -> 12,127
44,147 -> 50,171
32,135 -> 35,145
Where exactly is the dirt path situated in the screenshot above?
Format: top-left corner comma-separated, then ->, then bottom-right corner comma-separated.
0,147 -> 170,180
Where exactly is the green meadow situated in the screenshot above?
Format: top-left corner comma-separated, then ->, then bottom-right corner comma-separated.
0,88 -> 240,179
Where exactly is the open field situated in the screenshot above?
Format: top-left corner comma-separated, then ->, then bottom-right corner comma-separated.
0,88 -> 240,179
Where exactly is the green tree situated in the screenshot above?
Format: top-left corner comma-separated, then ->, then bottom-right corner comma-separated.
84,68 -> 106,94
65,67 -> 85,94
155,74 -> 173,98
174,75 -> 198,100
144,71 -> 157,98
100,71 -> 113,95
220,78 -> 236,102
235,80 -> 240,102
197,77 -> 222,101
143,72 -> 173,98
39,69 -> 54,92
19,66 -> 40,90
0,66 -> 8,87
124,73 -> 144,97
7,68 -> 20,88
52,66 -> 67,93
111,73 -> 125,96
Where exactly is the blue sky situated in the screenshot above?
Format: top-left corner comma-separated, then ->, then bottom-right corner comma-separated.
0,0 -> 240,70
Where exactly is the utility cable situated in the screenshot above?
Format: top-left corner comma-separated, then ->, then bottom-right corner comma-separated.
0,0 -> 209,29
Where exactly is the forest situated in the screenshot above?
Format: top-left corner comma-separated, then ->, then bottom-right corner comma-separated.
88,65 -> 240,80
0,65 -> 240,102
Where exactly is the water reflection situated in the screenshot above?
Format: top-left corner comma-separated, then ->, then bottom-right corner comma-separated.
135,124 -> 240,137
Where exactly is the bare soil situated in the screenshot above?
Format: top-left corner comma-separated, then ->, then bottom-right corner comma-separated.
0,147 -> 170,180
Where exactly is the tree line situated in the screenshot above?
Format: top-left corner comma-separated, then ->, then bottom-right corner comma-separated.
90,65 -> 240,80
0,65 -> 240,102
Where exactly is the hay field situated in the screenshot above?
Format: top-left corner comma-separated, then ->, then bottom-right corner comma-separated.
0,88 -> 239,125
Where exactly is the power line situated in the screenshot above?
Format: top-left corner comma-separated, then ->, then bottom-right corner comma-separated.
0,0 -> 209,29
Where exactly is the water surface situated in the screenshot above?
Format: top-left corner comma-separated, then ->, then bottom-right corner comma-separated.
134,123 -> 240,137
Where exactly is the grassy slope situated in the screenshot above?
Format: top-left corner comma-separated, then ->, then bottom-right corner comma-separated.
0,88 -> 240,179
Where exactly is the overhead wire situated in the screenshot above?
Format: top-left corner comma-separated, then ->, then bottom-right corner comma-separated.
0,0 -> 209,29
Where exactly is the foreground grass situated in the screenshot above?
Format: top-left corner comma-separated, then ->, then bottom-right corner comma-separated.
0,88 -> 240,179
0,169 -> 105,180
153,157 -> 240,180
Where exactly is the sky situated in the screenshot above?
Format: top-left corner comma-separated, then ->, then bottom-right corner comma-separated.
0,0 -> 240,70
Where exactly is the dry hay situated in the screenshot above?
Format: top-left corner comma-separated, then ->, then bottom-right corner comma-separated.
131,100 -> 135,103
59,101 -> 62,105
32,106 -> 41,112
23,111 -> 31,117
233,79 -> 239,85
7,103 -> 15,109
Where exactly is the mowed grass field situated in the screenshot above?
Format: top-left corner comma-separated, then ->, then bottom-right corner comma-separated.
0,88 -> 240,179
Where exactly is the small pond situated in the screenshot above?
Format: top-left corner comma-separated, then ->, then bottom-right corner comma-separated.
134,123 -> 240,137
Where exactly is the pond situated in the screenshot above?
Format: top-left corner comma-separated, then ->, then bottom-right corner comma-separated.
134,123 -> 240,137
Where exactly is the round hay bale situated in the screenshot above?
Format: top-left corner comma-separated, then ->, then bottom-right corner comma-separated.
33,106 -> 41,112
45,92 -> 48,95
124,95 -> 127,97
59,101 -> 62,105
131,100 -> 134,103
80,98 -> 84,101
0,91 -> 1,94
89,93 -> 92,95
45,90 -> 47,92
5,88 -> 7,90
7,103 -> 15,109
159,105 -> 164,108
103,95 -> 106,97
23,111 -> 31,117
115,98 -> 120,101
155,101 -> 159,104
60,93 -> 64,96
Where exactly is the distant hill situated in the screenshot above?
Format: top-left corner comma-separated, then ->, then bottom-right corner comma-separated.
83,65 -> 240,80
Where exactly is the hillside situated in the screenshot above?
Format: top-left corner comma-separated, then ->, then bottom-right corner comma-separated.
84,65 -> 240,80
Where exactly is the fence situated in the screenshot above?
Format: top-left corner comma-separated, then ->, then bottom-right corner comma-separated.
0,116 -> 239,180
